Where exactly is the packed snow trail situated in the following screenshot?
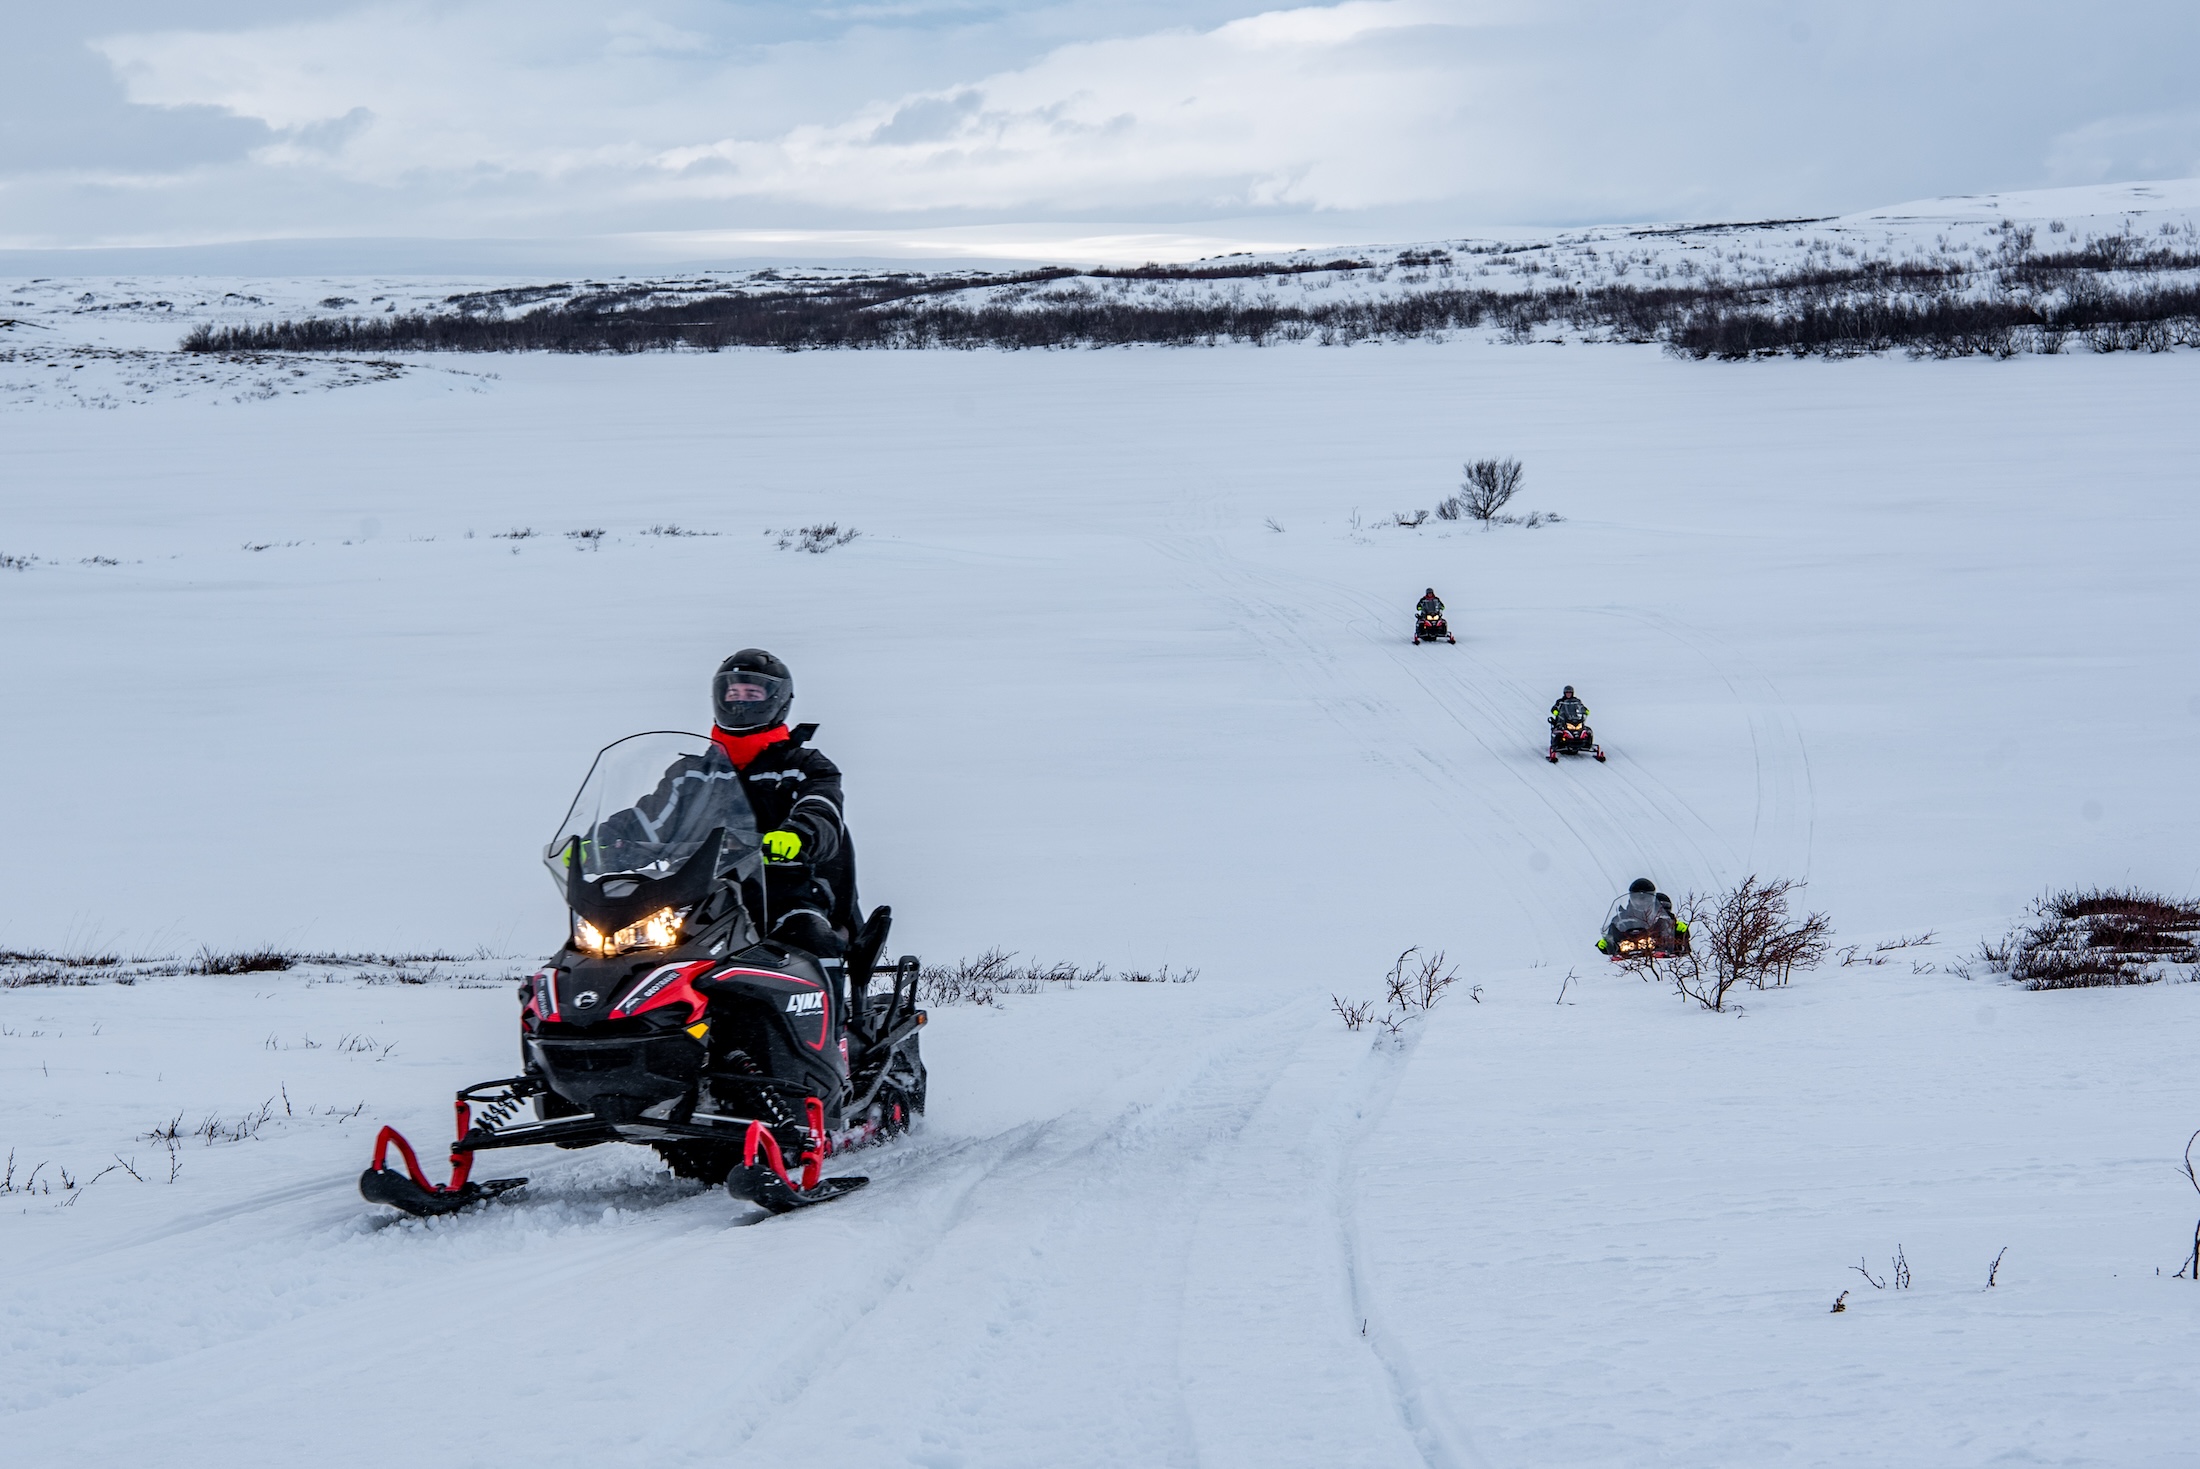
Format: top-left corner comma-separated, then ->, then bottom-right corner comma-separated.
3,985 -> 1463,1468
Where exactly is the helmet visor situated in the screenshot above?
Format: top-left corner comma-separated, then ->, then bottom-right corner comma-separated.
712,669 -> 789,730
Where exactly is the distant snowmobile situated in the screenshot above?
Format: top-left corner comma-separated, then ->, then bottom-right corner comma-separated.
1597,878 -> 1690,960
1546,689 -> 1604,763
1413,610 -> 1456,645
360,732 -> 926,1218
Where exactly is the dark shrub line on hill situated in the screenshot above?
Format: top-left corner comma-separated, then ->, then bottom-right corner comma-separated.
179,244 -> 2200,359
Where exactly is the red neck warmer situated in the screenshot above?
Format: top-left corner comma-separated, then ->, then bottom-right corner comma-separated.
712,724 -> 791,770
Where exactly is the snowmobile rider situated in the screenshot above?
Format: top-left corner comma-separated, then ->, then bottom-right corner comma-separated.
1596,878 -> 1688,955
711,649 -> 855,958
1550,687 -> 1589,726
1416,588 -> 1445,621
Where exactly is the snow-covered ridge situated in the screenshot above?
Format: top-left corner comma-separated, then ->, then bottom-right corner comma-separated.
8,180 -> 2200,406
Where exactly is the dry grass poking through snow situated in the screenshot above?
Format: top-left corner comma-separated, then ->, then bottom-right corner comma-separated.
917,949 -> 1197,1006
0,946 -> 525,989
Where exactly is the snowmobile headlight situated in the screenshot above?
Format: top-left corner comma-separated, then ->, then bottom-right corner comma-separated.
572,907 -> 686,956
609,907 -> 684,954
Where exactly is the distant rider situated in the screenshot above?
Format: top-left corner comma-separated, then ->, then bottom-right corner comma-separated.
1596,877 -> 1688,955
1549,686 -> 1589,726
710,649 -> 855,957
1416,588 -> 1445,621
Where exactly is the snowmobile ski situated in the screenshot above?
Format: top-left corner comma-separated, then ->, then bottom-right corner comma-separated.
359,1166 -> 528,1217
728,1166 -> 870,1214
358,1107 -> 528,1217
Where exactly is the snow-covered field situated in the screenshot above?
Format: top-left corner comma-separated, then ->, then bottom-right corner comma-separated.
5,188 -> 2200,1467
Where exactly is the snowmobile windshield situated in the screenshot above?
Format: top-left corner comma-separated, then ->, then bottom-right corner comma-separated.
1605,890 -> 1661,932
543,732 -> 761,895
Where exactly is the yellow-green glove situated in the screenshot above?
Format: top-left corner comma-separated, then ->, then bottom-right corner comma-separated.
762,830 -> 803,862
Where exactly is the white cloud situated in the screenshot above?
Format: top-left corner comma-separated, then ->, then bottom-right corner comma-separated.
39,0 -> 2200,247
655,2 -> 1504,212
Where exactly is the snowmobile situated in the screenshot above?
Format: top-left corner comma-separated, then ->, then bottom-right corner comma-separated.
1547,718 -> 1605,763
1597,879 -> 1690,960
1413,611 -> 1456,645
360,731 -> 927,1218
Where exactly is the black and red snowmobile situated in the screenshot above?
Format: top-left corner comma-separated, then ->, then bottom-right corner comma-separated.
1413,611 -> 1456,645
1547,719 -> 1605,763
360,731 -> 927,1218
1596,879 -> 1691,961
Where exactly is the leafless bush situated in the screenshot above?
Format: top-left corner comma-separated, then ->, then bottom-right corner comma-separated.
1334,946 -> 1464,1035
1331,995 -> 1376,1031
492,527 -> 537,540
1998,888 -> 2200,989
0,553 -> 33,571
1850,1246 -> 1909,1290
1384,947 -> 1459,1014
1391,510 -> 1428,528
1627,876 -> 1831,1011
1432,495 -> 1465,521
1987,1247 -> 2008,1287
566,527 -> 605,547
1458,458 -> 1525,524
644,524 -> 717,537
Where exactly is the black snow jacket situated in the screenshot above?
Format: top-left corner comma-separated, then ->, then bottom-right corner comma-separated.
1416,594 -> 1445,619
713,723 -> 859,933
1551,696 -> 1588,725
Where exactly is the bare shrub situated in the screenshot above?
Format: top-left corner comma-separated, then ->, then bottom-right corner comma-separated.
1384,946 -> 1459,1014
566,527 -> 605,547
1391,510 -> 1428,528
643,524 -> 717,537
492,527 -> 537,540
1999,888 -> 2200,989
1628,876 -> 1830,1011
1458,458 -> 1524,524
1334,946 -> 1463,1035
0,553 -> 33,571
1848,1245 -> 1912,1291
1432,495 -> 1465,521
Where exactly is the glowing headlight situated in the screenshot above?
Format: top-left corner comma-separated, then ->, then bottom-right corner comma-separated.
573,907 -> 684,955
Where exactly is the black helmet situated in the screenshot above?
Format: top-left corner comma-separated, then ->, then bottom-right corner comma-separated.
1628,877 -> 1656,894
1424,587 -> 1435,595
712,648 -> 793,733
1563,685 -> 1575,697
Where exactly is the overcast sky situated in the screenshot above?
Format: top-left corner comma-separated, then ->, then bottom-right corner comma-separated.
4,0 -> 2198,259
